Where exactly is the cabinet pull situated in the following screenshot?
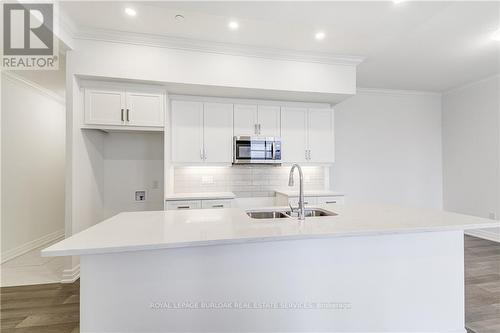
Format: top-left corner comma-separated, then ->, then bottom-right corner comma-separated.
203,148 -> 207,160
308,150 -> 311,160
305,150 -> 308,160
121,108 -> 124,121
326,201 -> 337,204
212,204 -> 224,208
200,148 -> 204,160
254,124 -> 258,134
126,109 -> 130,122
177,206 -> 190,209
258,124 -> 261,134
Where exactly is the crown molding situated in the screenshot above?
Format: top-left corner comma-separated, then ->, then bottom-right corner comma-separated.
442,73 -> 500,95
2,72 -> 65,105
357,87 -> 441,97
74,27 -> 365,67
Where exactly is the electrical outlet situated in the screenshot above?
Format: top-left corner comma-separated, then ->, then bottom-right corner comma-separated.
135,190 -> 146,201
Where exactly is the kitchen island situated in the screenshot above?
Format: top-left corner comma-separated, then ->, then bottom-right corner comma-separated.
43,203 -> 499,333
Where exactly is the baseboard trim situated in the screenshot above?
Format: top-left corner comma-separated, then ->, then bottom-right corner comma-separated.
1,229 -> 65,264
61,264 -> 80,283
466,229 -> 500,243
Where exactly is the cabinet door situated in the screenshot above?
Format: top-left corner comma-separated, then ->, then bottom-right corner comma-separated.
316,196 -> 344,204
257,105 -> 280,137
233,104 -> 258,136
203,103 -> 234,163
84,89 -> 125,125
171,101 -> 203,163
281,107 -> 308,163
165,200 -> 202,210
201,199 -> 233,209
308,108 -> 335,163
126,92 -> 164,127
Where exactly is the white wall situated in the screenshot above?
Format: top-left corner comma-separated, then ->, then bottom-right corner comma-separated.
442,75 -> 500,241
333,90 -> 443,209
103,132 -> 164,219
1,73 -> 65,260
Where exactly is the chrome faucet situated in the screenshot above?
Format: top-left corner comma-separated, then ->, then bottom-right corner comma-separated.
288,164 -> 305,220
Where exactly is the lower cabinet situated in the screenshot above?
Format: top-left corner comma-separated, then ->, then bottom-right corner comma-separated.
276,193 -> 345,207
165,199 -> 233,210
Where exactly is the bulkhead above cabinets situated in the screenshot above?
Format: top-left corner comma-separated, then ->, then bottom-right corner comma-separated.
81,80 -> 166,131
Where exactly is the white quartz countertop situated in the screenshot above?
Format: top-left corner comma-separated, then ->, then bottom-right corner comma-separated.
42,203 -> 499,257
165,192 -> 236,200
275,189 -> 345,197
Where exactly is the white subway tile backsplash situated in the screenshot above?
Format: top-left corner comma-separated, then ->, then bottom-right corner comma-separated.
173,165 -> 327,197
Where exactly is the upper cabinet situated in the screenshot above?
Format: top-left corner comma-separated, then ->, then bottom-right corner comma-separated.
233,104 -> 280,137
281,107 -> 308,163
171,100 -> 233,164
281,107 -> 334,164
84,86 -> 165,129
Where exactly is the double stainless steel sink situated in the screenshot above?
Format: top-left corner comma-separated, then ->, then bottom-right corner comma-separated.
246,208 -> 337,220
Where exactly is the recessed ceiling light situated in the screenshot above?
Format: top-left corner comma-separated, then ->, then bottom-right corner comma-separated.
315,32 -> 325,40
492,29 -> 500,41
125,7 -> 136,17
175,14 -> 185,22
228,21 -> 239,30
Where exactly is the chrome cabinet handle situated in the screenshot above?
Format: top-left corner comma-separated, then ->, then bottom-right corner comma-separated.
258,124 -> 261,134
254,124 -> 258,134
126,109 -> 130,122
305,150 -> 308,160
121,109 -> 124,121
326,201 -> 337,204
212,204 -> 224,208
203,148 -> 207,160
200,148 -> 204,160
178,206 -> 190,209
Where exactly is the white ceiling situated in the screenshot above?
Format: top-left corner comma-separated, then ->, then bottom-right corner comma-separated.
61,1 -> 500,92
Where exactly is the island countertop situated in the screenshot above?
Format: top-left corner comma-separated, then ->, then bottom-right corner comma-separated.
42,203 -> 499,257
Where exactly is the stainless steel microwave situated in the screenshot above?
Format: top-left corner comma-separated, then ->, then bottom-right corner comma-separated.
233,136 -> 281,164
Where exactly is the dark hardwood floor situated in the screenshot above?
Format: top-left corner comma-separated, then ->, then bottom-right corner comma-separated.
0,235 -> 498,333
465,235 -> 500,333
0,280 -> 79,333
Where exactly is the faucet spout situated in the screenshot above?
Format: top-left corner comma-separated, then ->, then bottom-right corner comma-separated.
288,164 -> 305,220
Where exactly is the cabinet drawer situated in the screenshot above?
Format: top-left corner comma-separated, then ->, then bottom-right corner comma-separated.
201,199 -> 232,209
166,200 -> 201,210
289,196 -> 317,206
316,196 -> 344,204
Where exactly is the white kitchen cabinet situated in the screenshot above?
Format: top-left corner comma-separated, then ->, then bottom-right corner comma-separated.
126,92 -> 164,127
165,200 -> 202,210
171,101 -> 233,164
201,199 -> 233,209
84,87 -> 164,128
281,107 -> 308,163
171,101 -> 204,163
233,104 -> 280,137
275,192 -> 345,206
257,105 -> 280,137
281,107 -> 334,164
307,108 -> 335,163
165,199 -> 233,210
233,104 -> 258,136
84,89 -> 125,126
203,103 -> 234,163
